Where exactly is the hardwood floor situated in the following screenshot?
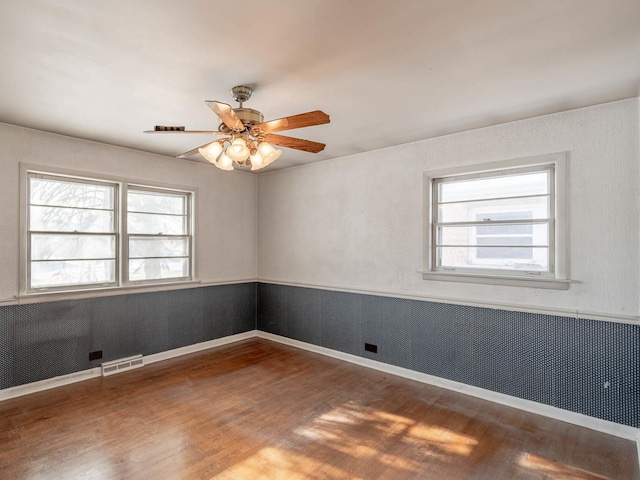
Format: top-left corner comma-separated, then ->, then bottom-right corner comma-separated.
0,338 -> 637,479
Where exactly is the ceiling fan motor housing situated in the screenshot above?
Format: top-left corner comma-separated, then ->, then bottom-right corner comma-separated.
219,107 -> 264,132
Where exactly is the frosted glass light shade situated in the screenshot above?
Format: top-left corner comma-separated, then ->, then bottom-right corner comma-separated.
198,142 -> 223,163
226,138 -> 250,162
257,141 -> 276,157
257,142 -> 282,166
215,152 -> 234,171
250,151 -> 265,171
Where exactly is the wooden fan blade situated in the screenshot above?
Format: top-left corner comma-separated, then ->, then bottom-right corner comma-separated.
265,134 -> 325,153
177,141 -> 219,159
144,130 -> 223,134
205,101 -> 244,131
254,110 -> 330,134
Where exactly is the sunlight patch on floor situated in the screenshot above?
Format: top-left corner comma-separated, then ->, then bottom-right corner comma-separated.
406,423 -> 478,456
517,453 -> 612,480
289,401 -> 480,476
210,446 -> 363,480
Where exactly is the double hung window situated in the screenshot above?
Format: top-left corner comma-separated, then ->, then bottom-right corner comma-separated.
423,154 -> 568,289
27,174 -> 118,290
127,187 -> 191,283
24,169 -> 194,293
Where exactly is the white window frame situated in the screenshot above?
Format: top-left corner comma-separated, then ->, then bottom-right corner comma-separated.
433,164 -> 555,276
25,172 -> 120,293
422,153 -> 569,290
124,184 -> 193,286
20,164 -> 197,296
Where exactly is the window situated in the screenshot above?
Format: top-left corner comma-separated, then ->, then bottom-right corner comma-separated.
27,173 -> 118,290
24,168 -> 194,293
127,187 -> 191,283
423,154 -> 568,289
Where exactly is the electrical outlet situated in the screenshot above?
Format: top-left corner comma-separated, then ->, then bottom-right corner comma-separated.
89,350 -> 103,361
365,343 -> 378,353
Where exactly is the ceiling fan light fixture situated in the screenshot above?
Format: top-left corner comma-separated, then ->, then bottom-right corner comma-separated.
198,141 -> 223,163
226,137 -> 250,163
149,86 -> 330,172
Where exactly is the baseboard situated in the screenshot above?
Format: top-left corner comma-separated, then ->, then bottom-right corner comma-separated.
144,330 -> 257,364
0,330 -> 258,402
257,331 -> 640,442
0,367 -> 102,401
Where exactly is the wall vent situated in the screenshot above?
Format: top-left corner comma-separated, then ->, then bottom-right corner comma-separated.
101,355 -> 144,377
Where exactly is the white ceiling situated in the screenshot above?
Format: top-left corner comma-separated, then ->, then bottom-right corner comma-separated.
1,0 -> 639,171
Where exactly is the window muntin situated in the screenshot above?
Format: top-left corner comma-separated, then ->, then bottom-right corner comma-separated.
432,165 -> 554,277
126,187 -> 192,283
25,170 -> 194,293
27,173 -> 118,291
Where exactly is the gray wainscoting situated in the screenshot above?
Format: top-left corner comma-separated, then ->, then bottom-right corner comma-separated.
257,283 -> 640,428
2,281 -> 637,429
0,283 -> 256,389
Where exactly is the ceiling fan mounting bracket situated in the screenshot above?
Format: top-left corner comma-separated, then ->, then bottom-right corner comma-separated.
231,85 -> 253,105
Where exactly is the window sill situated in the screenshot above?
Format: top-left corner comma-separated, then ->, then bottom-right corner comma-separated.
421,271 -> 570,290
15,280 -> 203,304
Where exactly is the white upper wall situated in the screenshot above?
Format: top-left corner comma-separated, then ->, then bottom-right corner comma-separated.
0,123 -> 257,301
257,99 -> 640,319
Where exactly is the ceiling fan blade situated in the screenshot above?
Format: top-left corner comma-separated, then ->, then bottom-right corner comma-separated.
265,134 -> 326,153
254,110 -> 330,134
177,141 -> 220,159
144,130 -> 223,134
205,101 -> 245,131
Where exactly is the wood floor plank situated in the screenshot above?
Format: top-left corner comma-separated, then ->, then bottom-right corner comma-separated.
0,339 -> 637,479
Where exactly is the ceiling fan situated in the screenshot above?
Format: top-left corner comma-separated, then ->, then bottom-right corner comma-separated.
144,85 -> 330,171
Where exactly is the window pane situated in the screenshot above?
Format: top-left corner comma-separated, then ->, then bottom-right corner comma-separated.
30,177 -> 114,209
438,197 -> 549,223
437,247 -> 548,271
128,190 -> 186,215
129,237 -> 188,258
31,260 -> 116,288
129,258 -> 189,281
30,206 -> 115,233
476,237 -> 533,247
439,171 -> 549,203
477,245 -> 533,259
127,212 -> 186,235
438,224 -> 549,246
31,234 -> 115,260
476,224 -> 533,235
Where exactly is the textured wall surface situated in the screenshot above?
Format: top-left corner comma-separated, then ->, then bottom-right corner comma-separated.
257,99 -> 640,318
0,284 -> 256,389
0,123 -> 258,301
257,283 -> 640,427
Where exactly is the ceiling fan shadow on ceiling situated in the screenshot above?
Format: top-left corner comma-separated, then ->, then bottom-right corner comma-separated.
144,85 -> 330,171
